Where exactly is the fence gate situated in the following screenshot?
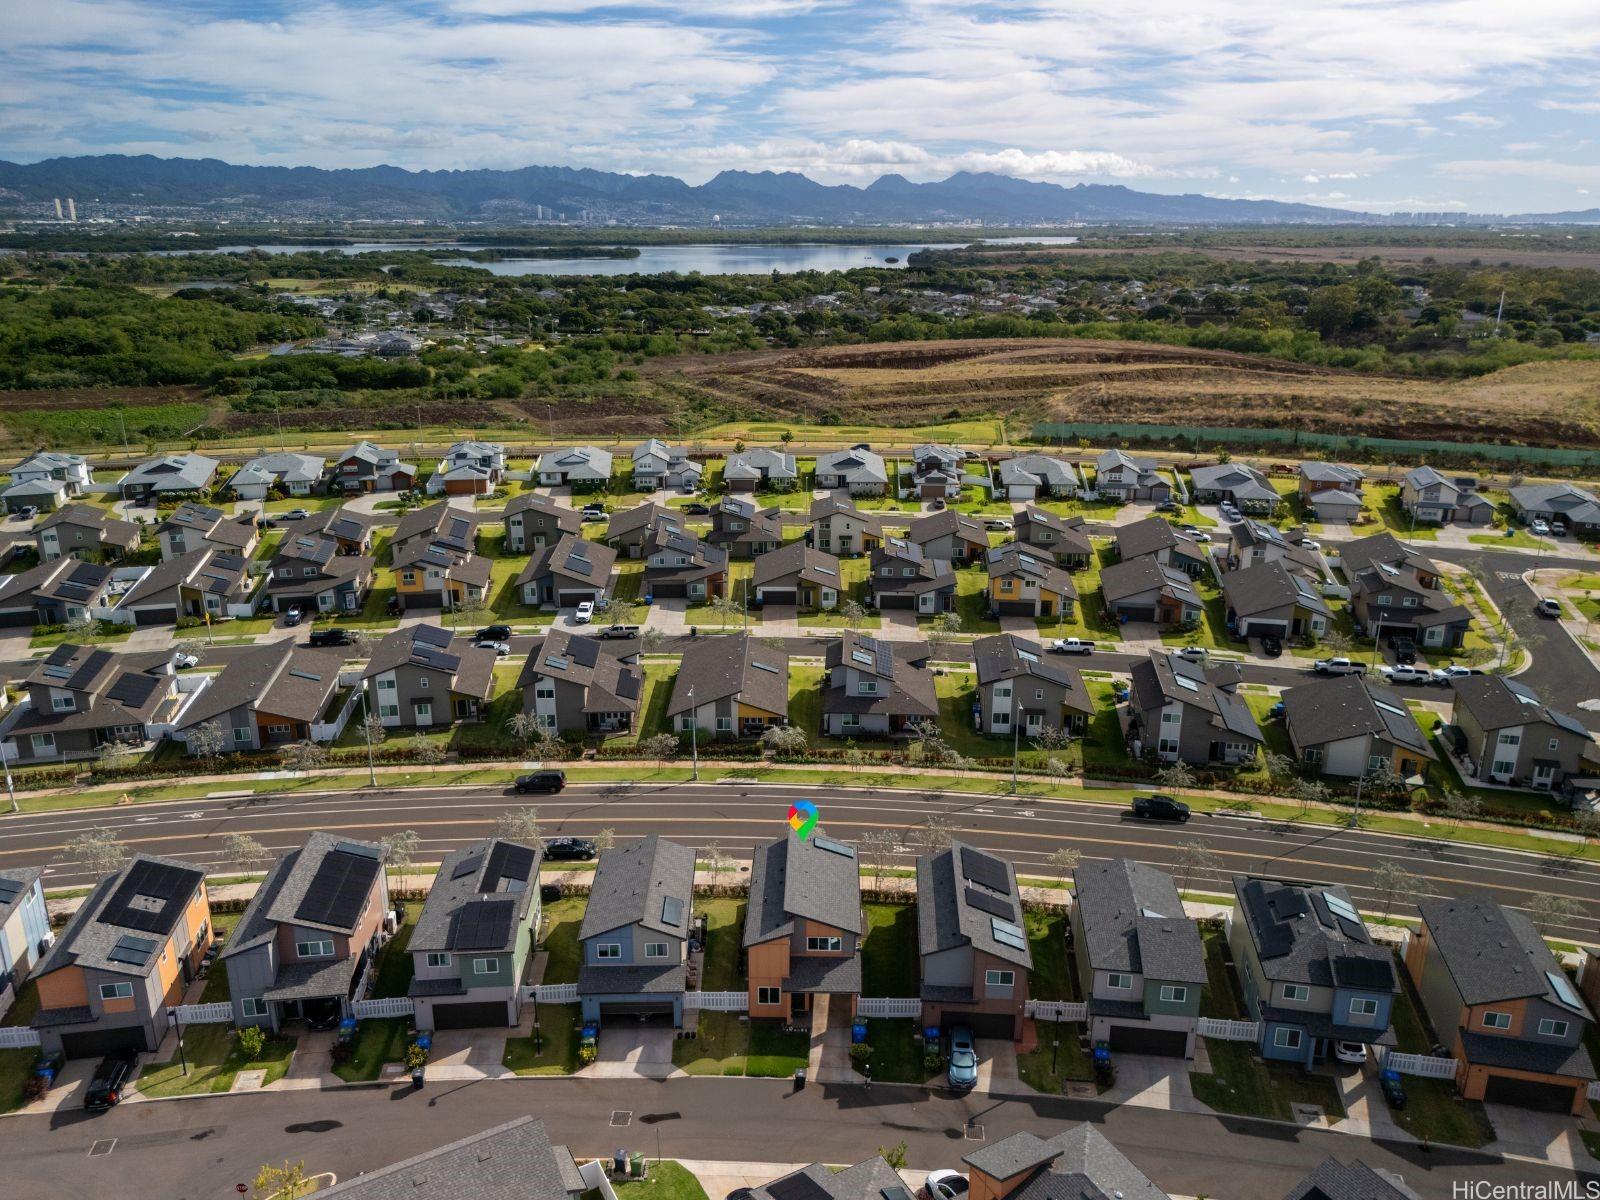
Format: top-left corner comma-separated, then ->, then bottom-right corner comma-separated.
684,991 -> 748,1012
1382,1050 -> 1460,1080
1024,1000 -> 1088,1022
350,997 -> 415,1020
1197,1017 -> 1259,1042
171,1002 -> 234,1024
0,1027 -> 40,1049
857,997 -> 923,1019
530,983 -> 579,1004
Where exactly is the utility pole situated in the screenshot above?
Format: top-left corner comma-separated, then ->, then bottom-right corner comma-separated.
1350,769 -> 1365,829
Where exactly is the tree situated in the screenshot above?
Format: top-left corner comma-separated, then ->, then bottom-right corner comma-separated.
186,719 -> 227,763
237,1025 -> 266,1060
859,828 -> 897,891
641,627 -> 668,654
594,828 -> 616,853
66,609 -> 99,647
927,610 -> 964,658
1369,860 -> 1421,919
1046,847 -> 1080,887
878,1141 -> 908,1171
838,598 -> 868,626
1262,752 -> 1296,783
780,429 -> 795,448
254,1160 -> 312,1200
1294,777 -> 1330,813
281,740 -> 327,775
642,732 -> 679,765
1363,762 -> 1407,797
68,827 -> 127,877
1030,724 -> 1071,752
910,813 -> 956,854
1045,756 -> 1071,783
1155,761 -> 1196,791
844,746 -> 867,774
1439,791 -> 1481,830
223,833 -> 268,877
495,806 -> 542,845
530,729 -> 565,761
761,723 -> 808,756
361,712 -> 388,746
701,840 -> 732,882
506,710 -> 541,746
1175,839 -> 1220,897
709,594 -> 743,629
1528,893 -> 1582,936
381,829 -> 420,879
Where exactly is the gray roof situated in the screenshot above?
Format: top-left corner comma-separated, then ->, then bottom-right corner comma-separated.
1298,462 -> 1364,487
1450,674 -> 1592,741
725,447 -> 797,480
1281,676 -> 1434,759
665,631 -> 789,718
516,628 -> 642,716
37,502 -> 139,545
1221,559 -> 1331,620
121,453 -> 218,492
537,445 -> 613,477
998,454 -> 1079,491
744,831 -> 863,948
1189,462 -> 1277,503
1417,893 -> 1594,1016
318,1116 -> 583,1200
295,505 -> 380,546
410,840 -> 542,956
907,508 -> 987,547
1457,1028 -> 1596,1079
394,501 -> 480,549
230,451 -> 325,490
0,866 -> 43,928
1511,481 -> 1600,524
35,854 -> 207,979
118,547 -> 249,608
1337,532 -> 1437,579
362,625 -> 497,700
1099,556 -> 1197,606
518,531 -> 618,590
1232,877 -> 1397,991
577,961 -> 687,995
823,633 -> 938,720
502,492 -> 583,534
5,554 -> 113,607
1129,651 -> 1262,744
11,450 -> 86,475
750,1158 -> 905,1200
220,831 -> 386,945
156,502 -> 257,548
808,496 -> 882,531
1073,859 -> 1205,984
815,448 -> 888,486
1403,465 -> 1450,489
579,835 -> 695,941
963,1125 -> 1168,1200
872,538 -> 955,596
176,640 -> 344,730
263,951 -> 360,1003
1116,516 -> 1204,563
986,542 -> 1077,600
972,633 -> 1093,714
753,538 -> 842,591
916,841 -> 1032,969
1282,1157 -> 1418,1200
606,501 -> 677,543
1096,448 -> 1156,474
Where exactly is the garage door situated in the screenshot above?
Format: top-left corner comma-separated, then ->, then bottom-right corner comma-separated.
1242,620 -> 1288,637
60,1025 -> 148,1059
996,600 -> 1034,617
557,590 -> 597,607
431,1000 -> 511,1029
134,607 -> 177,626
941,1011 -> 1017,1040
877,594 -> 915,610
1108,1024 -> 1190,1057
0,607 -> 36,627
1483,1074 -> 1578,1113
759,589 -> 797,606
599,1001 -> 675,1021
649,581 -> 687,598
1118,606 -> 1156,623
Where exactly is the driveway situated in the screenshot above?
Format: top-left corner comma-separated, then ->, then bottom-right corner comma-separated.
19,1055 -> 103,1115
1484,1102 -> 1595,1168
975,1038 -> 1024,1096
581,1023 -> 677,1080
423,1028 -> 513,1081
1102,1051 -> 1199,1110
877,607 -> 920,639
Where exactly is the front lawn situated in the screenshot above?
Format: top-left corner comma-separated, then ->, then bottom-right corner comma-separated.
862,1018 -> 924,1083
0,1048 -> 36,1113
1017,1022 -> 1095,1093
861,902 -> 918,997
1188,1038 -> 1346,1122
504,1004 -> 580,1075
613,1161 -> 710,1200
745,1021 -> 810,1077
1386,951 -> 1497,1148
333,1017 -> 408,1083
137,1024 -> 296,1097
539,896 -> 587,985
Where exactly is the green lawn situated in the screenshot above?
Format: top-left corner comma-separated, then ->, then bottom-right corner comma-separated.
613,1161 -> 710,1200
1200,922 -> 1245,1019
1468,529 -> 1554,551
787,665 -> 825,742
950,567 -> 1001,634
862,1018 -> 924,1083
861,903 -> 918,997
1018,1022 -> 1095,1093
1377,493 -> 1438,541
685,561 -> 755,626
745,1021 -> 810,1077
1159,589 -> 1237,651
673,898 -> 756,1076
30,622 -> 135,650
504,1004 -> 580,1075
136,1024 -> 296,1097
199,910 -> 241,1003
539,896 -> 587,985
795,557 -> 880,628
1033,543 -> 1122,641
0,1049 -> 36,1113
609,662 -> 676,745
333,1017 -> 409,1083
1386,951 -> 1497,1148
1189,1038 -> 1346,1121
1025,909 -> 1074,1001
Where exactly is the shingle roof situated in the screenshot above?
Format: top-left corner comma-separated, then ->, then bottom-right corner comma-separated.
665,632 -> 789,718
1337,532 -> 1437,579
1073,858 -> 1205,983
0,866 -> 43,928
410,839 -> 542,956
972,633 -> 1093,714
1417,893 -> 1594,1016
1189,462 -> 1277,503
752,539 -> 842,590
726,447 -> 796,479
37,502 -> 139,545
986,542 -> 1077,600
502,492 -> 583,534
808,496 -> 882,532
1100,557 -> 1197,606
606,501 -> 677,543
35,854 -> 207,979
176,640 -> 344,730
362,625 -> 496,700
1297,462 -> 1364,487
230,451 -> 325,490
963,1125 -> 1168,1200
1456,1029 -> 1596,1079
907,508 -> 987,546
122,453 -> 218,492
518,532 -> 618,590
1281,676 -> 1434,759
537,445 -> 613,477
579,836 -> 695,940
745,831 -> 863,948
515,628 -> 641,716
872,538 -> 955,595
1450,674 -> 1592,741
1281,1157 -> 1418,1200
998,454 -> 1080,491
823,633 -> 938,720
1511,481 -> 1600,524
295,505 -> 380,547
394,501 -> 480,549
916,841 -> 1032,969
1130,651 -> 1262,743
815,448 -> 888,485
1233,876 -> 1397,990
749,1158 -> 906,1200
118,547 -> 248,608
317,1116 -> 582,1200
1116,516 -> 1205,563
1221,560 -> 1332,619
254,831 -> 385,936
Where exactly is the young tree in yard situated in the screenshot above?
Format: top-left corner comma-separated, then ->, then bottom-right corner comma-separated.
1262,752 -> 1296,784
530,730 -> 565,762
1294,778 -> 1330,813
1439,791 -> 1481,830
594,828 -> 616,853
911,813 -> 957,854
1369,860 -> 1421,919
67,610 -> 99,647
1155,761 -> 1196,791
415,741 -> 446,765
641,627 -> 667,654
495,806 -> 542,845
700,840 -> 732,882
506,711 -> 539,746
642,732 -> 679,766
878,1142 -> 908,1171
361,713 -> 388,746
859,828 -> 897,891
760,723 -> 808,756
1175,839 -> 1220,897
1561,810 -> 1600,860
1529,893 -> 1583,936
223,833 -> 268,877
186,719 -> 227,764
254,1160 -> 312,1200
68,827 -> 127,877
709,594 -> 743,629
927,610 -> 964,658
1031,724 -> 1071,752
1046,757 -> 1071,783
838,598 -> 868,626
281,740 -> 327,775
380,830 -> 420,879
845,746 -> 867,774
1046,847 -> 1081,887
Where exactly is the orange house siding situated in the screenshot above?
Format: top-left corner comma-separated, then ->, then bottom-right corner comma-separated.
747,938 -> 790,1015
35,964 -> 89,1011
1465,997 -> 1531,1039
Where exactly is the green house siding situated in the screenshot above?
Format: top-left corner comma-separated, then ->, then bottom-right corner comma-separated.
463,952 -> 513,986
1143,978 -> 1201,1017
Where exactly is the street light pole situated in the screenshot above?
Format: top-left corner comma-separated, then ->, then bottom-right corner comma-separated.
1009,690 -> 1020,795
2,748 -> 15,814
361,687 -> 377,788
688,685 -> 699,782
1350,769 -> 1365,829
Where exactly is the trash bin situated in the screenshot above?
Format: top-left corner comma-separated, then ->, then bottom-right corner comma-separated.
613,1151 -> 627,1176
630,1153 -> 646,1178
851,1023 -> 868,1044
794,1067 -> 806,1090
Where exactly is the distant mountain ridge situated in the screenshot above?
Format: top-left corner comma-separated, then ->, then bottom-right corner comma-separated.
0,154 -> 1367,224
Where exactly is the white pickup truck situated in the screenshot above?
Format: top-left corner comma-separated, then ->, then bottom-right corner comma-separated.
1313,657 -> 1367,676
1050,638 -> 1096,656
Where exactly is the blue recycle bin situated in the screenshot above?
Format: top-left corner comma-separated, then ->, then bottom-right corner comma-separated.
851,1023 -> 868,1044
923,1026 -> 941,1044
415,1034 -> 432,1052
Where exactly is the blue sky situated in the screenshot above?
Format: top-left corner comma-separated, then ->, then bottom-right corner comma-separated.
4,0 -> 1599,213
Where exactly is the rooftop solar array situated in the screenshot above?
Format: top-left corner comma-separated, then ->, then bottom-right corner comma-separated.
68,648 -> 115,691
294,848 -> 381,929
107,934 -> 158,966
484,841 -> 537,891
101,860 -> 203,934
991,918 -> 1028,952
0,880 -> 20,905
813,836 -> 857,859
960,846 -> 1011,894
965,886 -> 1015,922
1330,953 -> 1394,991
1322,892 -> 1361,924
766,1174 -> 831,1200
105,672 -> 162,709
661,896 -> 685,927
1548,969 -> 1585,1012
450,897 -> 515,951
452,852 -> 485,881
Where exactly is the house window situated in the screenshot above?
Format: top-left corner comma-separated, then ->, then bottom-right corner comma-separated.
994,711 -> 1010,728
596,943 -> 622,959
1548,738 -> 1560,751
1401,596 -> 1418,607
296,940 -> 335,959
1366,754 -> 1388,773
268,724 -> 291,737
1349,998 -> 1379,1017
1161,711 -> 1180,725
1159,985 -> 1187,1003
1273,1027 -> 1303,1050
1497,732 -> 1520,746
242,997 -> 268,1018
985,970 -> 1015,987
1034,690 -> 1044,700
858,680 -> 878,695
379,704 -> 399,719
418,677 -> 429,689
1283,984 -> 1310,1002
50,695 -> 74,712
233,727 -> 252,743
401,570 -> 417,585
902,567 -> 916,578
716,717 -> 732,732
378,678 -> 396,690
99,981 -> 134,1000
1537,1019 -> 1569,1038
757,986 -> 781,1006
644,943 -> 669,959
1482,1011 -> 1512,1030
806,936 -> 841,952
1108,973 -> 1133,990
472,958 -> 500,975
840,714 -> 860,728
1301,748 -> 1322,765
30,733 -> 55,753
426,953 -> 451,968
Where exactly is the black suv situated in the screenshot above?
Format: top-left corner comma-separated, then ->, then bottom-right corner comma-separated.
84,1051 -> 138,1110
543,837 -> 597,861
476,624 -> 512,643
1259,634 -> 1283,658
512,770 -> 566,794
1131,794 -> 1191,822
1387,635 -> 1418,665
308,628 -> 353,648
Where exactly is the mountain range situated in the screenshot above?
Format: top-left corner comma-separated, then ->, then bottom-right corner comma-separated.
0,154 -> 1370,225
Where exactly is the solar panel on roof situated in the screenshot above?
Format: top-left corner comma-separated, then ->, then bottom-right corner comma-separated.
1322,892 -> 1361,924
812,836 -> 856,859
450,897 -> 514,951
105,673 -> 161,708
767,1174 -> 831,1200
965,886 -> 1015,922
451,852 -> 484,881
45,645 -> 75,666
295,849 -> 381,929
288,668 -> 323,682
67,648 -> 114,691
661,896 -> 685,927
960,846 -> 1011,894
991,918 -> 1027,951
1173,674 -> 1199,693
101,860 -> 201,934
0,880 -> 21,905
545,654 -> 570,671
882,1188 -> 914,1200
1548,970 -> 1584,1011
850,649 -> 873,666
107,934 -> 158,966
751,661 -> 780,674
485,841 -> 536,889
414,625 -> 453,648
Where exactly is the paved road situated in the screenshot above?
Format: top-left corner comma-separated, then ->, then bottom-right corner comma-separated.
7,1073 -> 1590,1200
5,781 -> 1597,941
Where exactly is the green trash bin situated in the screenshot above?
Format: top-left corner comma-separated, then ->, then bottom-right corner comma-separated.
629,1153 -> 646,1178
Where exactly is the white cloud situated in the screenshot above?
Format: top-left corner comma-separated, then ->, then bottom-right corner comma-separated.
1449,111 -> 1504,128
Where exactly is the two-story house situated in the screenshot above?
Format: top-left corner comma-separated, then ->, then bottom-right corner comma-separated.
815,448 -> 888,496
0,867 -> 50,1020
1114,516 -> 1209,576
1408,894 -> 1596,1114
292,505 -> 378,556
502,492 -> 581,552
536,445 -> 613,490
917,843 -> 1032,1040
1297,462 -> 1365,523
1229,876 -> 1399,1068
821,631 -> 938,737
1399,467 -> 1494,526
870,537 -> 955,614
408,839 -> 542,1030
107,547 -> 254,626
808,496 -> 882,555
0,645 -> 186,764
331,441 -> 416,493
986,543 -> 1077,619
1013,506 -> 1092,568
605,501 -> 680,558
666,632 -> 789,737
35,503 -> 141,562
752,540 -> 842,612
1100,558 -> 1203,627
1340,533 -> 1473,651
642,525 -> 727,602
1446,675 -> 1600,790
392,502 -> 481,556
745,831 -> 863,1025
750,1159 -> 911,1200
118,453 -> 219,502
1227,519 -> 1327,581
362,624 -> 497,728
997,454 -> 1080,501
517,532 -> 616,610
1220,559 -> 1332,640
226,451 -> 326,500
1094,449 -> 1170,503
1189,463 -> 1280,514
908,509 -> 988,564
517,627 -> 641,735
31,854 -> 212,1056
725,448 -> 797,492
630,439 -> 702,492
972,633 -> 1093,739
222,833 -> 389,1033
263,533 -> 375,616
962,1126 -> 1170,1200
426,440 -> 506,496
1281,675 -> 1437,780
0,554 -> 115,628
3,450 -> 89,512
1071,858 -> 1205,1056
1127,650 -> 1263,767
578,836 -> 696,1027
910,443 -> 966,500
173,640 -> 344,754
706,496 -> 782,559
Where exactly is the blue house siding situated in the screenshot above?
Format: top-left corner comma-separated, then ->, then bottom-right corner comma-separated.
1261,1020 -> 1315,1066
1331,987 -> 1394,1038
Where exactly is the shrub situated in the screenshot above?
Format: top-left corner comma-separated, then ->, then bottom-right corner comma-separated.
237,1025 -> 266,1060
405,1043 -> 428,1069
578,1043 -> 598,1065
848,1042 -> 873,1070
922,1049 -> 945,1077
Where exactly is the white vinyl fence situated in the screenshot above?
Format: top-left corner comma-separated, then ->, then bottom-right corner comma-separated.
1197,1017 -> 1259,1042
351,997 -> 415,1020
525,983 -> 579,1004
1025,1000 -> 1088,1022
171,1002 -> 234,1024
1381,1051 -> 1459,1080
857,997 -> 923,1019
684,991 -> 748,1012
0,1026 -> 40,1049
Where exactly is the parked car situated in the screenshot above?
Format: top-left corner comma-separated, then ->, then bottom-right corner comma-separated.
1313,657 -> 1366,676
681,502 -> 711,516
1552,520 -> 1568,536
1536,598 -> 1562,618
16,505 -> 38,522
283,605 -> 304,627
1154,500 -> 1182,513
476,640 -> 512,657
983,518 -> 1014,532
580,503 -> 606,517
1050,638 -> 1095,655
945,1027 -> 978,1094
512,770 -> 566,794
84,1051 -> 137,1111
543,835 -> 597,861
281,508 -> 312,522
172,652 -> 199,669
1435,663 -> 1484,680
1387,635 -> 1418,664
1131,794 -> 1191,823
1333,1041 -> 1368,1066
599,624 -> 640,639
925,1172 -> 969,1200
1259,635 -> 1283,658
308,628 -> 353,648
929,498 -> 947,510
581,510 -> 608,523
574,600 -> 594,624
1379,664 -> 1435,685
1171,645 -> 1209,662
476,624 -> 513,642
1530,518 -> 1551,535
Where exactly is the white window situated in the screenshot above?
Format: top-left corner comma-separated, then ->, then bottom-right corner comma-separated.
994,711 -> 1010,728
757,986 -> 781,1006
535,685 -> 555,700
1349,997 -> 1379,1017
644,943 -> 669,959
1108,973 -> 1133,990
1282,984 -> 1310,1002
233,727 -> 252,743
426,952 -> 451,968
50,695 -> 74,712
99,981 -> 134,1000
596,943 -> 621,960
1273,1027 -> 1303,1050
379,704 -> 399,718
1537,1018 -> 1569,1038
1159,985 -> 1187,1003
716,717 -> 732,732
1548,738 -> 1560,751
806,936 -> 841,952
30,733 -> 55,753
1301,749 -> 1322,766
1402,596 -> 1418,607
858,680 -> 878,695
296,939 -> 335,959
841,714 -> 860,728
242,997 -> 268,1018
995,685 -> 1012,699
377,678 -> 396,691
1497,732 -> 1520,746
1366,755 -> 1388,773
1482,1011 -> 1512,1030
985,970 -> 1015,987
1034,690 -> 1044,701
1161,711 -> 1181,725
472,958 -> 500,975
418,676 -> 429,689
902,567 -> 916,577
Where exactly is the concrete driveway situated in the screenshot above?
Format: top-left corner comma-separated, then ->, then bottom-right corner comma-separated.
975,1038 -> 1024,1096
423,1028 -> 513,1081
582,1023 -> 677,1079
1103,1051 -> 1198,1109
1484,1102 -> 1594,1168
19,1055 -> 104,1115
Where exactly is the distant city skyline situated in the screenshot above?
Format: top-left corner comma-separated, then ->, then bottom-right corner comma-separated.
4,0 -> 1600,214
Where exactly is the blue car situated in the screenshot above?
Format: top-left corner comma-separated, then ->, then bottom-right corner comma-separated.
946,1027 -> 978,1092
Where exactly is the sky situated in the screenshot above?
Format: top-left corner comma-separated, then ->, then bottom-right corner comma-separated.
3,0 -> 1599,214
